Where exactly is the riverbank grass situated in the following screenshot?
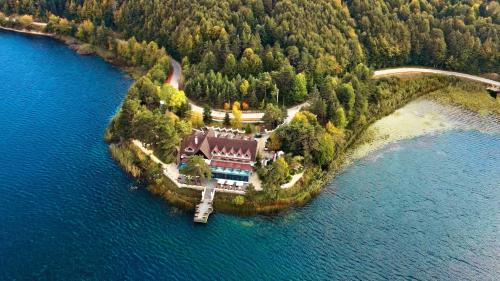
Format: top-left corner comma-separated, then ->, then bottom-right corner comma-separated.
426,81 -> 500,116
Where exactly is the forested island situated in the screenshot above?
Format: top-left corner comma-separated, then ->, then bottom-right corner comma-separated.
1,0 -> 498,215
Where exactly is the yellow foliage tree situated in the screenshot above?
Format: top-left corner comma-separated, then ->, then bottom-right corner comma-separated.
232,101 -> 241,111
232,106 -> 242,128
160,84 -> 187,111
325,121 -> 345,143
18,15 -> 33,29
165,111 -> 179,123
291,111 -> 317,125
169,89 -> 187,110
240,80 -> 249,97
76,20 -> 94,43
190,112 -> 204,128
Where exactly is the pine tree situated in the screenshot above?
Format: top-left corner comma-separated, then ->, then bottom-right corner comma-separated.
223,112 -> 231,126
203,106 -> 212,124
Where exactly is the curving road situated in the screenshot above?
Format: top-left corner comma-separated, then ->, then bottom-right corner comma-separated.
373,67 -> 500,87
169,57 -> 182,89
169,59 -> 499,123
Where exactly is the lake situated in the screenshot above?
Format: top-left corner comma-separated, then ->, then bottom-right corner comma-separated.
0,31 -> 498,280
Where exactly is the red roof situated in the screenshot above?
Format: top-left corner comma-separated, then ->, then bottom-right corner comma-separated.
179,128 -> 257,161
210,160 -> 253,171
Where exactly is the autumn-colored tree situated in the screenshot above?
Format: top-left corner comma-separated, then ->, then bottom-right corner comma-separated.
190,112 -> 204,128
241,101 -> 249,110
18,15 -> 33,29
231,102 -> 242,128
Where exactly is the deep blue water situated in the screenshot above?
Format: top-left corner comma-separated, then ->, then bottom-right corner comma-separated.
1,31 -> 499,281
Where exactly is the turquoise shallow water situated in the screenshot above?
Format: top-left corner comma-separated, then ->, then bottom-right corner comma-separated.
0,31 -> 499,280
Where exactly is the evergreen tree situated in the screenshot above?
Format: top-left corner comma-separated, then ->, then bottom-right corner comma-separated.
203,106 -> 212,124
223,112 -> 231,126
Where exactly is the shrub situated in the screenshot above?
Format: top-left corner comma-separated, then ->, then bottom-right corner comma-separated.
233,195 -> 245,206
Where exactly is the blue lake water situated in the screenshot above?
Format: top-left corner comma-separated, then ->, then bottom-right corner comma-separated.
0,31 -> 499,280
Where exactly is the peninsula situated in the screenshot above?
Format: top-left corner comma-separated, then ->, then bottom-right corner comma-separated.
1,0 -> 498,223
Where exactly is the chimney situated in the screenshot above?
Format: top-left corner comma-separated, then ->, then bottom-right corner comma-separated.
195,136 -> 198,145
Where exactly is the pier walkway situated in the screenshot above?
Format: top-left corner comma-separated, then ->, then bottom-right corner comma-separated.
194,185 -> 216,223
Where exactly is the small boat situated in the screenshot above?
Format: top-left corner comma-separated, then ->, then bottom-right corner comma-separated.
129,185 -> 139,191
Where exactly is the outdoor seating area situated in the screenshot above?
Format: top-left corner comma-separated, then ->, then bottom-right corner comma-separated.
177,175 -> 203,186
216,179 -> 248,192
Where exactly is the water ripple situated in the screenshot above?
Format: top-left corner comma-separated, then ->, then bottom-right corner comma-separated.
1,31 -> 499,281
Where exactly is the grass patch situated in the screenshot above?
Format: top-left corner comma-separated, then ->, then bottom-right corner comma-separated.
109,143 -> 141,177
426,81 -> 500,116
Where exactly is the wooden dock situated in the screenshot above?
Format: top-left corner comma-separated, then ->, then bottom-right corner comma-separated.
194,186 -> 215,223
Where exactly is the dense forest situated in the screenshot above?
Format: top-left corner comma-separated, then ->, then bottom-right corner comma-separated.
2,0 -> 498,110
1,0 -> 498,196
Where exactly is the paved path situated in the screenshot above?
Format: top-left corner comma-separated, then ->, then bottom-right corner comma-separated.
132,139 -> 182,186
373,67 -> 500,87
169,57 -> 182,89
281,172 -> 304,189
194,186 -> 215,223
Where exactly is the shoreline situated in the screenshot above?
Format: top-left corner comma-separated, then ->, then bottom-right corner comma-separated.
0,25 -> 55,37
0,24 -> 145,79
3,23 -> 498,216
